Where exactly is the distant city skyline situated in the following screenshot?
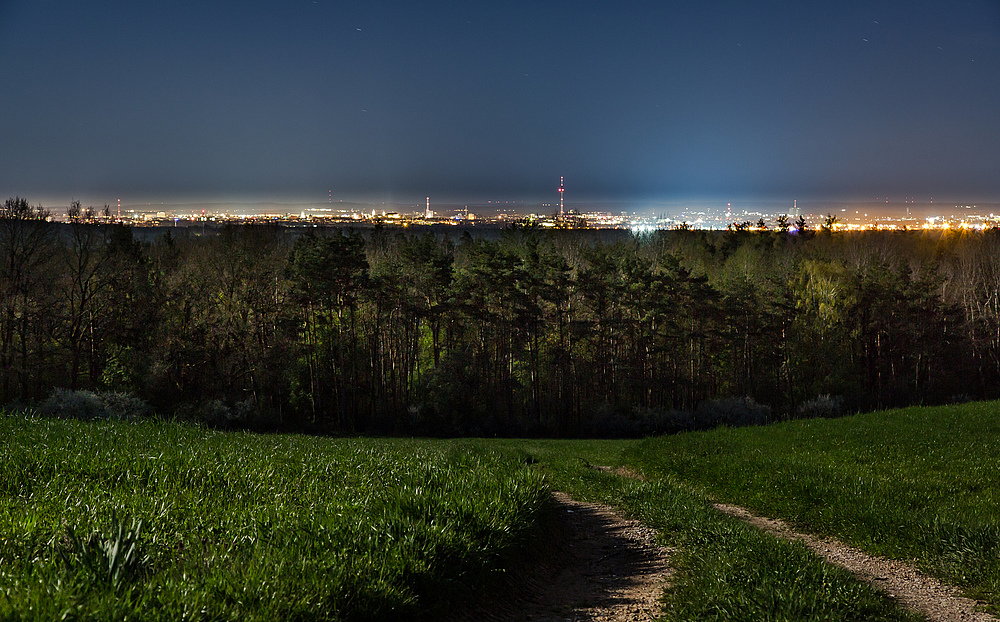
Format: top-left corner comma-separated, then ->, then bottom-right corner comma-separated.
2,1 -> 998,204
28,192 -> 1000,224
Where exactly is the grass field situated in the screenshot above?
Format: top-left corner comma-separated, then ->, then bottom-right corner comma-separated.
620,400 -> 1000,613
6,402 -> 998,620
0,414 -> 548,621
500,439 -> 923,621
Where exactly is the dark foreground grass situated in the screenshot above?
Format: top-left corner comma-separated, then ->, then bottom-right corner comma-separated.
623,400 -> 1000,613
499,440 -> 923,622
0,414 -> 548,621
3,410 -> 950,622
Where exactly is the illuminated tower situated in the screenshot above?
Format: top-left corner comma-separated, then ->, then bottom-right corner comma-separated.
558,177 -> 565,218
425,197 -> 432,219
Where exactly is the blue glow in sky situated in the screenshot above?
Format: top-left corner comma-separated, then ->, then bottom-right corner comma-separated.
1,0 -> 998,209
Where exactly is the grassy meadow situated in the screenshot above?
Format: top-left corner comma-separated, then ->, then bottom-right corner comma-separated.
498,439 -> 923,622
5,401 -> 1000,620
0,414 -> 548,621
621,400 -> 1000,610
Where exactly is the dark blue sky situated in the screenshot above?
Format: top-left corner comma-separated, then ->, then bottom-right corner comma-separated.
2,0 -> 999,209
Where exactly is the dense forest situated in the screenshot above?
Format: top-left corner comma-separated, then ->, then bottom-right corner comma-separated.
2,196 -> 997,435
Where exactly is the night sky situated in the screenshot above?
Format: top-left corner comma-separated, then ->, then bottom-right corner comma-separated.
2,1 -> 999,211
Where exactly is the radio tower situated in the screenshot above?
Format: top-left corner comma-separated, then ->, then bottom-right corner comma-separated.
558,176 -> 565,218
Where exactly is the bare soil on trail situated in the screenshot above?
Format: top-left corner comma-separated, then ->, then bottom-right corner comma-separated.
457,464 -> 995,621
452,492 -> 674,622
713,502 -> 996,622
594,462 -> 996,621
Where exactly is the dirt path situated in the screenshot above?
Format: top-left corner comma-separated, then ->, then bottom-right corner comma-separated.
593,463 -> 996,620
712,502 -> 996,622
459,465 -> 995,621
453,492 -> 674,621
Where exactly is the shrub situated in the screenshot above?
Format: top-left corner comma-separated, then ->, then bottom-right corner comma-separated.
197,399 -> 233,427
96,391 -> 152,420
796,394 -> 844,419
231,396 -> 265,428
38,388 -> 151,421
39,388 -> 108,420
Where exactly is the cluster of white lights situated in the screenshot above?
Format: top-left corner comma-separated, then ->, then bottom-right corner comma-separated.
628,223 -> 657,233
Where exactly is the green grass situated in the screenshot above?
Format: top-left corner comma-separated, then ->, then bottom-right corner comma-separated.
623,401 -> 1000,611
8,404 -> 985,621
0,414 -> 548,621
499,439 -> 923,622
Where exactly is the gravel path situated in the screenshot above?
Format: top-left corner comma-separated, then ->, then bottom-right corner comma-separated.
452,492 -> 674,621
528,492 -> 674,621
459,465 -> 995,621
595,463 -> 996,621
711,502 -> 996,622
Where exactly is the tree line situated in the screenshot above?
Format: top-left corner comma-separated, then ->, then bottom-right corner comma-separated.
2,196 -> 996,435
